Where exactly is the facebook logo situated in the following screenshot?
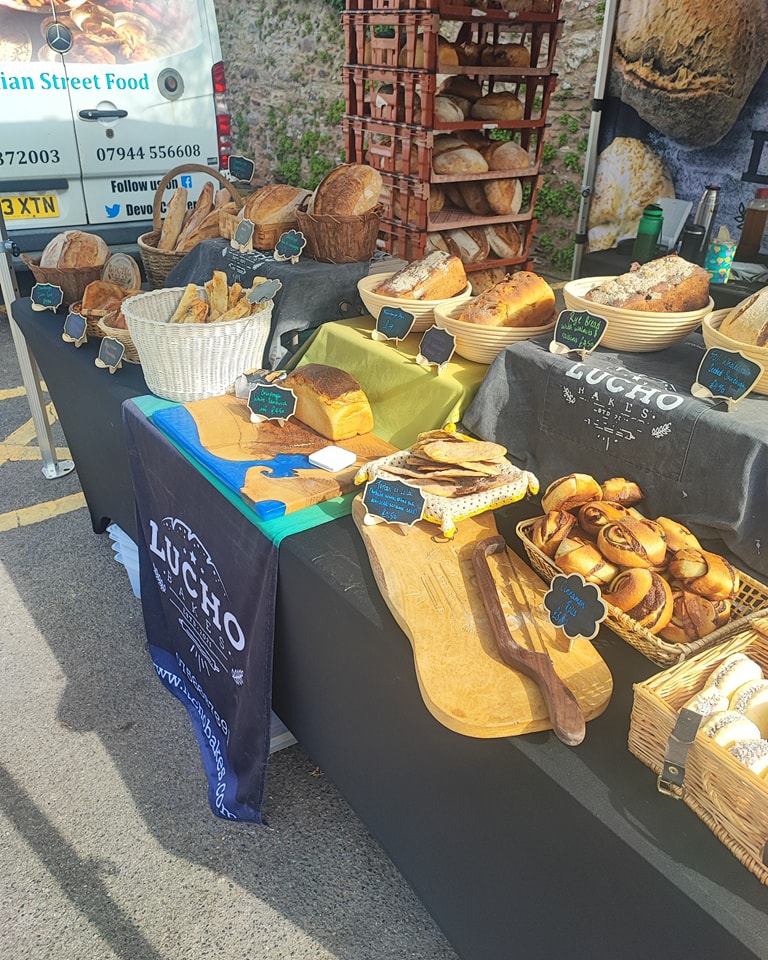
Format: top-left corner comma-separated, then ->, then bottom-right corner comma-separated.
181,175 -> 193,188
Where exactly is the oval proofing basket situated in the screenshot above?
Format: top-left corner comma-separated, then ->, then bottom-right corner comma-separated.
122,288 -> 272,402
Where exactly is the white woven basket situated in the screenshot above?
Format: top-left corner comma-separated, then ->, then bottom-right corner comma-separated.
122,287 -> 272,402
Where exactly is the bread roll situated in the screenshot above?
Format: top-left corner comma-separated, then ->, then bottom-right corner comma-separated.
681,686 -> 729,717
583,255 -> 710,313
609,0 -> 768,146
541,473 -> 601,513
655,516 -> 701,553
699,711 -> 761,749
471,92 -> 524,121
375,251 -> 468,300
577,500 -> 630,538
529,510 -> 577,558
40,230 -> 109,269
728,739 -> 768,775
600,477 -> 643,507
312,164 -> 382,216
282,364 -> 374,441
484,177 -> 523,216
719,289 -> 768,347
554,538 -> 617,585
458,271 -> 555,327
597,518 -> 667,569
708,653 -> 763,698
660,584 -> 731,644
433,147 -> 489,175
667,548 -> 739,600
485,222 -> 523,260
603,568 -> 674,634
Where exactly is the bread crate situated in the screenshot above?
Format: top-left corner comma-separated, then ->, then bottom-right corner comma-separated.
344,66 -> 436,127
344,116 -> 433,181
343,10 -> 439,70
628,622 -> 768,885
517,515 -> 768,667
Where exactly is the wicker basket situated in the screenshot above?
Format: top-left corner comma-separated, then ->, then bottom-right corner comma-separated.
21,254 -> 104,308
628,620 -> 768,884
220,208 -> 300,252
295,201 -> 382,263
517,516 -> 768,667
96,316 -> 140,364
68,301 -> 107,340
137,164 -> 243,289
122,287 -> 272,402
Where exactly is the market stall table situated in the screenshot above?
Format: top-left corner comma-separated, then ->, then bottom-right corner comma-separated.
12,295 -> 768,959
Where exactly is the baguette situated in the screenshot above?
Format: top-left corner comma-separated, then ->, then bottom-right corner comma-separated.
169,283 -> 201,323
174,182 -> 214,248
158,186 -> 188,251
174,209 -> 222,254
204,270 -> 229,320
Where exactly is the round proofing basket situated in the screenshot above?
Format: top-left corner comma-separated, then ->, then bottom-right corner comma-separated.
433,299 -> 556,364
563,276 -> 713,352
21,254 -> 104,308
296,202 -> 382,264
137,163 -> 243,289
358,271 -> 473,332
702,308 -> 768,395
122,288 -> 272,402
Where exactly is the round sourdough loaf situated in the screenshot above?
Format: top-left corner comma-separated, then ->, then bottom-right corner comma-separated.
480,42 -> 529,68
311,164 -> 382,216
481,140 -> 532,172
719,289 -> 768,347
484,178 -> 523,216
40,230 -> 109,269
471,92 -> 524,121
244,184 -> 312,224
433,147 -> 489,175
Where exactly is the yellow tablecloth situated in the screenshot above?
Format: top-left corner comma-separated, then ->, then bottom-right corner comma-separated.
292,316 -> 488,449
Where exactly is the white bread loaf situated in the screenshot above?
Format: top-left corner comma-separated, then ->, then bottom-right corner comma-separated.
375,250 -> 468,300
481,140 -> 532,172
485,222 -> 523,260
459,181 -> 493,217
459,271 -> 555,327
39,230 -> 109,269
282,363 -> 374,442
719,289 -> 768,347
480,43 -> 529,68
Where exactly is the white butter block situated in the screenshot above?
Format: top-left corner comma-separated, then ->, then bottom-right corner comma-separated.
308,446 -> 357,472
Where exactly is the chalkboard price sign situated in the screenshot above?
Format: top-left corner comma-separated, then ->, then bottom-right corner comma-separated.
246,277 -> 282,304
362,477 -> 425,526
543,573 -> 607,642
94,336 -> 125,374
274,229 -> 307,264
30,282 -> 64,312
417,326 -> 455,371
231,217 -> 255,253
550,309 -> 607,355
248,383 -> 297,422
228,154 -> 256,183
62,309 -> 87,347
375,305 -> 415,342
692,347 -> 763,404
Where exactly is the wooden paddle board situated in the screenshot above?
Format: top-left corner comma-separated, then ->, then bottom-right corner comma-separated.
352,498 -> 613,739
154,394 -> 395,519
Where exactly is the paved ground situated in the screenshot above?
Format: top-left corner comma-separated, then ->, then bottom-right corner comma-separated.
0,288 -> 460,959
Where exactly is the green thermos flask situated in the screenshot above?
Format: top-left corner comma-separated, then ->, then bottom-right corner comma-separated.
632,204 -> 664,263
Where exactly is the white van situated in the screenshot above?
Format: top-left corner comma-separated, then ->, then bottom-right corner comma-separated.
0,0 -> 232,255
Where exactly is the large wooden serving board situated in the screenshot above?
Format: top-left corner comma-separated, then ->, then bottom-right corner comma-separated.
152,395 -> 395,520
352,498 -> 613,739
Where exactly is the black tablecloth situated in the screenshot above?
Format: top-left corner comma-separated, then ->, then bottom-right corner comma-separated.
462,333 -> 768,577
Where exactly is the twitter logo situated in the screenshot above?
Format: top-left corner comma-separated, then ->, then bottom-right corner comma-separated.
105,203 -> 120,218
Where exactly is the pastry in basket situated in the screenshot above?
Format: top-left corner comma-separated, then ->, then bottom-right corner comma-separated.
659,585 -> 731,644
698,710 -> 761,748
727,739 -> 768,775
375,251 -> 467,301
729,679 -> 768,735
458,271 -> 555,327
281,363 -> 374,442
708,652 -> 763,697
582,254 -> 710,313
577,500 -> 631,538
541,473 -> 602,513
596,517 -> 667,569
681,685 -> 730,717
600,477 -> 643,506
718,288 -> 768,346
655,516 -> 702,554
602,569 -> 674,634
529,510 -> 577,558
667,548 -> 739,600
553,537 -> 617,585
81,280 -> 129,316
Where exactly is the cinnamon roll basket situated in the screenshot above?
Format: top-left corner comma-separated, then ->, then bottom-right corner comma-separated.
516,517 -> 768,667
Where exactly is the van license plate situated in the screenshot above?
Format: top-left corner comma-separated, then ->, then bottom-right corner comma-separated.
0,195 -> 60,220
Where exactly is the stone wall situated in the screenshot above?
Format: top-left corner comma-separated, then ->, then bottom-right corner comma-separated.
214,0 -> 604,276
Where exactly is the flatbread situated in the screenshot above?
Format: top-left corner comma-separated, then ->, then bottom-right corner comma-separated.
421,439 -> 507,463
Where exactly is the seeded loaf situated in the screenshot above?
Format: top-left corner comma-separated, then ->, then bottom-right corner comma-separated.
583,255 -> 710,312
282,363 -> 374,441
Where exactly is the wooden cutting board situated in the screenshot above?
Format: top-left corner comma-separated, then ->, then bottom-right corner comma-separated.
352,498 -> 613,739
152,395 -> 395,520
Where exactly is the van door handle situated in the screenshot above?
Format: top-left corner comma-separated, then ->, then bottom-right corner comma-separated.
78,108 -> 128,121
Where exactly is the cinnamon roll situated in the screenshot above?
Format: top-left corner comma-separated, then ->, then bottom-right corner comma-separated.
600,477 -> 644,507
541,473 -> 602,513
603,568 -> 673,634
529,510 -> 576,559
655,516 -> 702,554
577,500 -> 630,539
597,518 -> 667,569
667,548 -> 739,600
554,537 -> 618,585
